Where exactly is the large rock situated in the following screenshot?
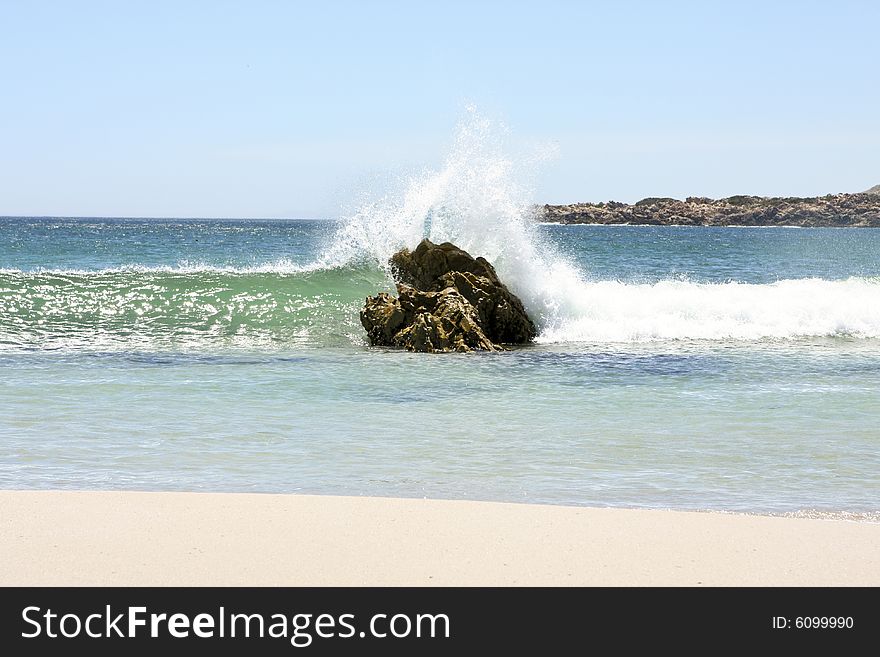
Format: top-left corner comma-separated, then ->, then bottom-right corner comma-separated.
360,239 -> 536,353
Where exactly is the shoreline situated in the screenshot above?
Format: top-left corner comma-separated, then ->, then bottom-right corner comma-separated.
537,221 -> 843,228
542,192 -> 880,227
2,490 -> 878,586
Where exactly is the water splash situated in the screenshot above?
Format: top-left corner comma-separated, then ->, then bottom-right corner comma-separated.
316,107 -> 582,330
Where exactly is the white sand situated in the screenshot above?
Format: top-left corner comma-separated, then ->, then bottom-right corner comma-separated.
1,491 -> 877,586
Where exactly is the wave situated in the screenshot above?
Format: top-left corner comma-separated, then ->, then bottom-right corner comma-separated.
537,277 -> 880,343
2,265 -> 878,351
4,110 -> 880,352
0,264 -> 390,351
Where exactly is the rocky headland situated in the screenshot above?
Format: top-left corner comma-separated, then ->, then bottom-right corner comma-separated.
542,189 -> 880,227
360,239 -> 536,353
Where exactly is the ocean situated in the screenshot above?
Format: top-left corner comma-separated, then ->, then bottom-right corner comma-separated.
1,212 -> 879,517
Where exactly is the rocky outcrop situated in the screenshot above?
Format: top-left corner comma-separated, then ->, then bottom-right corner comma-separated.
542,192 -> 880,227
360,240 -> 536,353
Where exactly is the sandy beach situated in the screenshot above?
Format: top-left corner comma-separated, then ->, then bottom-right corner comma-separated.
1,490 -> 877,586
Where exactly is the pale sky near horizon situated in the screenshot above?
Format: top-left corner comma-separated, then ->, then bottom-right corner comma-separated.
1,0 -> 878,218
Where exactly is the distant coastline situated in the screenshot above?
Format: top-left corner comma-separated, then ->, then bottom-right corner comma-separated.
542,189 -> 880,227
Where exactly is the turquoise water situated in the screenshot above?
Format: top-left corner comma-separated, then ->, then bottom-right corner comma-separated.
1,217 -> 879,514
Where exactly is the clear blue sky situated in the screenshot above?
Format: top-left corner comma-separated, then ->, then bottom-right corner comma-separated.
1,0 -> 878,217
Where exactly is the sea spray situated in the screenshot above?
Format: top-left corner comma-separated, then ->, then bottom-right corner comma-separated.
315,107 -> 585,332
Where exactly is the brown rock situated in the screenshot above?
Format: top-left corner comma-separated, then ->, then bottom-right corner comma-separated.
541,192 -> 880,227
360,239 -> 537,353
390,240 -> 501,290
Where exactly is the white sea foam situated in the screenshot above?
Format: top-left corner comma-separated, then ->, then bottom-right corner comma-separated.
537,277 -> 880,343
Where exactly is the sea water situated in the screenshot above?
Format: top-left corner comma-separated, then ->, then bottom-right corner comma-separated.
1,119 -> 879,516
